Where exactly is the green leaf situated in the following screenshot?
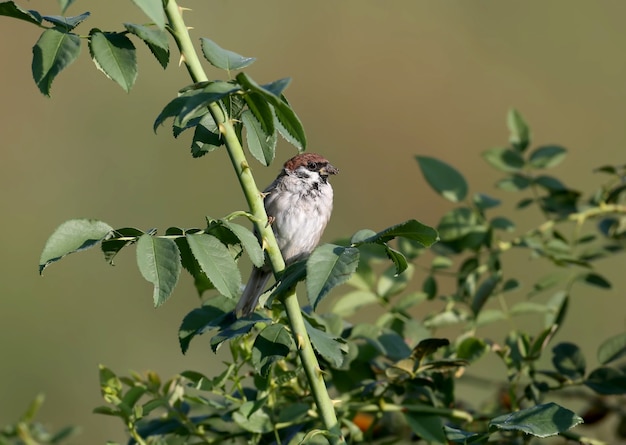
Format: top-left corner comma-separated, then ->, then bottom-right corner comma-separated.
496,174 -> 531,191
210,314 -> 268,352
491,216 -> 515,232
482,147 -> 525,172
40,219 -> 113,273
243,91 -> 275,137
597,332 -> 626,365
101,227 -> 145,265
489,403 -> 582,437
381,245 -> 407,275
270,260 -> 306,301
191,113 -> 222,157
473,192 -> 501,210
200,37 -> 255,70
404,413 -> 446,444
306,244 -> 359,309
528,272 -> 568,297
362,219 -> 439,247
130,0 -> 165,30
136,235 -> 181,307
471,275 -> 500,316
578,272 -> 611,289
303,318 -> 347,367
42,12 -> 90,31
507,109 -> 530,152
153,82 -> 239,131
88,29 -> 137,92
31,28 -> 81,96
584,367 -> 626,395
534,175 -> 567,191
58,0 -> 75,14
219,221 -> 264,267
552,342 -> 586,380
529,145 -> 567,169
186,233 -> 241,300
178,297 -> 235,353
509,301 -> 548,316
232,401 -> 272,434
0,1 -> 42,25
331,290 -> 378,317
377,264 -> 414,298
437,208 -> 485,242
242,109 -> 277,166
252,324 -> 293,376
456,337 -> 488,363
124,23 -> 169,68
273,98 -> 307,151
411,338 -> 450,363
416,156 -> 468,202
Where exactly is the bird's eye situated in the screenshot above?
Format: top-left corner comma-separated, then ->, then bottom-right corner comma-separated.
307,162 -> 318,170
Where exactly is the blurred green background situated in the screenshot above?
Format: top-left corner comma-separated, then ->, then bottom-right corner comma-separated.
2,1 -> 626,442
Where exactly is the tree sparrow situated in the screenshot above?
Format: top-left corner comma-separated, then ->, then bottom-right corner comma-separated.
236,153 -> 338,317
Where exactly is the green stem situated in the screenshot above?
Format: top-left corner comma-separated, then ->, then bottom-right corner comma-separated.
164,2 -> 343,442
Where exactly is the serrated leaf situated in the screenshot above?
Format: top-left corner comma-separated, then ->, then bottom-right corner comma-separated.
534,175 -> 567,191
243,91 -> 275,136
131,0 -> 165,30
306,244 -> 359,309
411,338 -> 450,363
89,29 -> 137,92
273,99 -> 307,150
31,28 -> 81,96
40,219 -> 113,273
507,109 -> 531,152
384,245 -> 408,275
210,314 -> 268,352
489,403 -> 582,438
178,297 -> 236,353
243,109 -> 276,166
101,227 -> 145,265
136,235 -> 181,307
529,145 -> 567,169
0,1 -> 42,25
200,37 -> 255,70
416,156 -> 468,202
191,112 -> 222,157
363,219 -> 439,247
42,12 -> 90,31
437,208 -> 485,242
153,82 -> 239,131
597,332 -> 626,365
482,147 -> 525,172
186,233 -> 241,299
172,234 -> 214,296
456,337 -> 488,363
270,260 -> 306,302
219,220 -> 264,267
123,23 -> 169,68
252,324 -> 293,376
303,317 -> 347,367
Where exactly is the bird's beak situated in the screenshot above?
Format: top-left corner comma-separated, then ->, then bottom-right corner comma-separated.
320,163 -> 339,176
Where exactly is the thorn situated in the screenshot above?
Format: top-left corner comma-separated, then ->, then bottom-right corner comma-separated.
296,333 -> 304,349
187,26 -> 194,30
218,123 -> 227,135
178,54 -> 186,67
178,6 -> 192,13
266,216 -> 275,228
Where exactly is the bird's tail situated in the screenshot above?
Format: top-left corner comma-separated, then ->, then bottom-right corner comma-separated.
236,266 -> 272,317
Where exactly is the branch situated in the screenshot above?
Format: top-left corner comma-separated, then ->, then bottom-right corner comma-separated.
163,1 -> 343,441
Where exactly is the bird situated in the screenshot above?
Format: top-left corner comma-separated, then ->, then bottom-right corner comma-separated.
236,153 -> 338,317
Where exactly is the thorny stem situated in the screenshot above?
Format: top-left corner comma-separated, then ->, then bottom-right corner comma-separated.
164,1 -> 343,442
